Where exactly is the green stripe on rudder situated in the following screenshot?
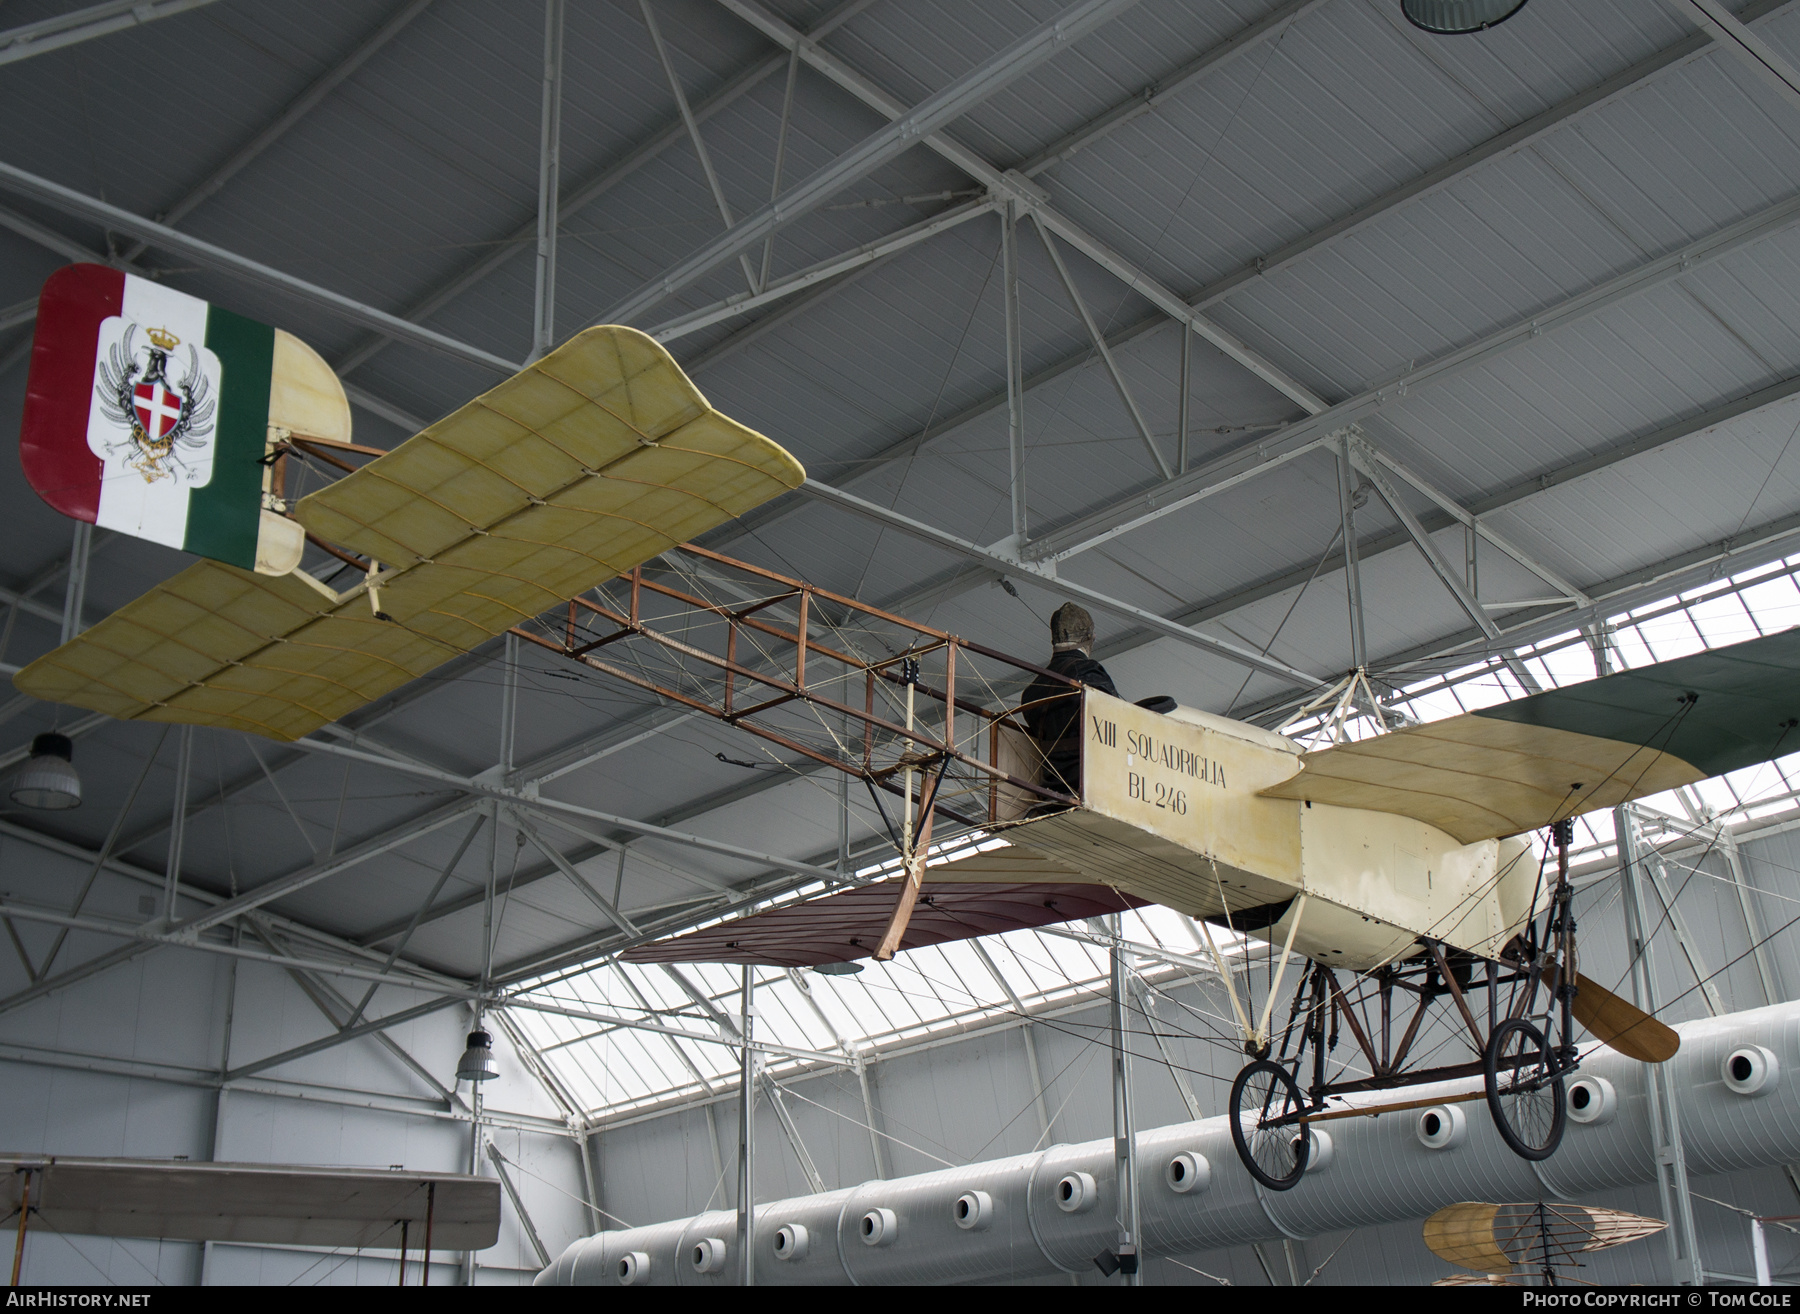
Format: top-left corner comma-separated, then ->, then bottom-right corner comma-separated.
1474,627 -> 1800,780
188,307 -> 273,570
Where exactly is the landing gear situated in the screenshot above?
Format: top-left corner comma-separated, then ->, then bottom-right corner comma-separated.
1229,1059 -> 1310,1191
1484,1017 -> 1566,1161
1224,820 -> 1584,1189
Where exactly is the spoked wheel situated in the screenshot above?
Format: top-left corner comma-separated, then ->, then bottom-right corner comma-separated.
1484,1017 -> 1566,1161
1230,1059 -> 1311,1191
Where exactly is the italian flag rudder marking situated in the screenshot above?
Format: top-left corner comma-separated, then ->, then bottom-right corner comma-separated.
22,265 -> 277,573
192,305 -> 273,570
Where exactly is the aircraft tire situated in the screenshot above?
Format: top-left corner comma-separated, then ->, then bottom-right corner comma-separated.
1229,1059 -> 1310,1190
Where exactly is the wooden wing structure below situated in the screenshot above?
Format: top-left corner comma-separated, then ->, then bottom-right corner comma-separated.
13,326 -> 805,741
625,847 -> 1145,967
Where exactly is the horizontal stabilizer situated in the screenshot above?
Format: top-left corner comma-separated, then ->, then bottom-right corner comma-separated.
1259,628 -> 1800,842
625,847 -> 1143,967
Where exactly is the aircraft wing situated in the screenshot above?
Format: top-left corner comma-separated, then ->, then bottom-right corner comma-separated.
1258,628 -> 1800,842
14,327 -> 804,740
624,846 -> 1145,967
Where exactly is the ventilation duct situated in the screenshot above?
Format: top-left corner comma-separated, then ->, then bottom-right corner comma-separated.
538,1001 -> 1800,1285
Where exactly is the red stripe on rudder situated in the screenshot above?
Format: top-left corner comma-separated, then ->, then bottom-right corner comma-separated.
20,264 -> 122,523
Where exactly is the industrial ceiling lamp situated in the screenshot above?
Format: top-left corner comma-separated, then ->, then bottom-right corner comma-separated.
456,1028 -> 499,1082
814,961 -> 864,976
9,733 -> 81,810
1401,0 -> 1527,34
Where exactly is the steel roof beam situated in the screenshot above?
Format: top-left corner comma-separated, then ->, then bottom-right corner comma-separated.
1361,441 -> 1591,605
1666,0 -> 1800,113
0,899 -> 468,996
1013,0 -> 1329,180
502,996 -> 853,1067
124,0 -> 436,261
1089,370 -> 1800,664
242,915 -> 469,1110
169,798 -> 481,939
0,0 -> 222,67
712,0 -> 1798,548
797,476 -> 1324,685
488,1004 -> 618,1123
0,161 -> 521,375
493,830 -> 899,987
647,196 -> 1000,342
710,0 -> 1325,413
224,992 -> 469,1083
1226,503 -> 1800,730
353,753 -> 844,951
1024,189 -> 1800,564
1033,216 -> 1172,479
1391,503 -> 1800,680
1350,443 -> 1500,642
604,0 -> 1144,325
0,815 -> 452,986
332,0 -> 877,378
283,735 -> 843,885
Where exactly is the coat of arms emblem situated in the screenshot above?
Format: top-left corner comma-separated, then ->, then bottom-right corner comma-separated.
93,324 -> 215,484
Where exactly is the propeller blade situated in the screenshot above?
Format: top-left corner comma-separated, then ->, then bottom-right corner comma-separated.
1572,971 -> 1679,1063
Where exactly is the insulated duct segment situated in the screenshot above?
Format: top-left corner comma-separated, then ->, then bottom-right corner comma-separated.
540,1001 -> 1800,1285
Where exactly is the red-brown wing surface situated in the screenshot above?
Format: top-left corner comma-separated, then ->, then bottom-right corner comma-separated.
623,881 -> 1145,967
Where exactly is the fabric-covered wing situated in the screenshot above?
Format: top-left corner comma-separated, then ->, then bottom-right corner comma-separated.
7,563 -> 430,739
625,847 -> 1143,967
14,326 -> 804,739
1259,628 -> 1800,843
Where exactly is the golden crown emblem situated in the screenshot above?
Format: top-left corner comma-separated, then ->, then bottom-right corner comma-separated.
145,326 -> 180,350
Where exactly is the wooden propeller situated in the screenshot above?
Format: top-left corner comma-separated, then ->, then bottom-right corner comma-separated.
1571,971 -> 1680,1063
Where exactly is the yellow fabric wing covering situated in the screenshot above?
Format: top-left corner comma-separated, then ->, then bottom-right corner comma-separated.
14,326 -> 805,740
1255,712 -> 1701,844
1259,629 -> 1800,843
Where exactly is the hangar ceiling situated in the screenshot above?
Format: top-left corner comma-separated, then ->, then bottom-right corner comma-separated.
4,0 -> 1800,1119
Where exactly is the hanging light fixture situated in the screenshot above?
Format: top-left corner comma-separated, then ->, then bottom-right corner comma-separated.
9,733 -> 81,810
456,1028 -> 499,1082
814,960 -> 864,976
1401,0 -> 1528,34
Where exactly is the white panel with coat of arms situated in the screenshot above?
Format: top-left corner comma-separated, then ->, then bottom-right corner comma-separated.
85,277 -> 222,551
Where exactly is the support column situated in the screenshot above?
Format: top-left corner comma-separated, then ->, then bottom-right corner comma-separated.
467,791 -> 501,1287
1334,435 -> 1366,673
198,928 -> 240,1286
59,520 -> 90,644
1721,829 -> 1781,1005
1109,917 -> 1141,1284
1617,806 -> 1705,1284
1177,325 -> 1192,474
1002,202 -> 1026,543
578,1130 -> 601,1234
736,965 -> 756,1286
529,0 -> 564,362
837,723 -> 851,877
163,726 -> 193,924
855,1054 -> 889,1179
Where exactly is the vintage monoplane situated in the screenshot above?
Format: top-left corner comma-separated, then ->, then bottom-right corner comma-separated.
16,267 -> 1797,1190
615,612 -> 1799,1187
